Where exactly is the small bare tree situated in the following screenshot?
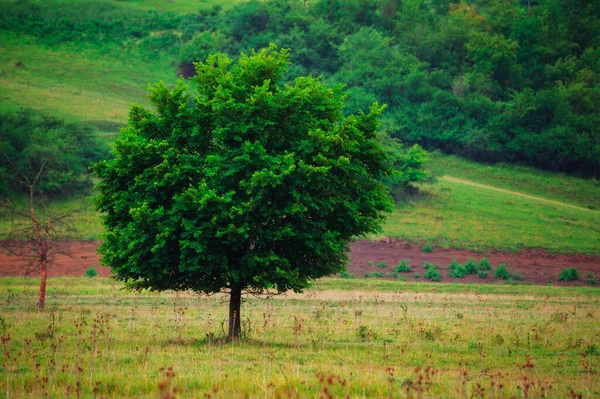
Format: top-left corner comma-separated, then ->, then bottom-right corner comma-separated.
1,156 -> 81,311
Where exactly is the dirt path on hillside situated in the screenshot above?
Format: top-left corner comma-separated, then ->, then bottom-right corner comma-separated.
0,240 -> 598,286
442,176 -> 597,213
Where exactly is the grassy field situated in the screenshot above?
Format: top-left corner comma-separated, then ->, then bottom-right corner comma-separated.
0,33 -> 177,126
113,0 -> 247,14
428,154 -> 600,211
46,0 -> 248,14
379,169 -> 600,254
0,277 -> 598,398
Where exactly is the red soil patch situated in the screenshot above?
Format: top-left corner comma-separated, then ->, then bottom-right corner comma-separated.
0,240 -> 598,286
349,239 -> 600,286
0,241 -> 110,278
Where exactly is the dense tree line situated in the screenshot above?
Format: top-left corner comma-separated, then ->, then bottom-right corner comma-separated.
2,0 -> 598,176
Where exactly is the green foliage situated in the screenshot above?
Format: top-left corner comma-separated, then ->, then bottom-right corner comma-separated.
379,136 -> 435,201
477,271 -> 489,279
364,271 -> 385,279
339,271 -> 355,279
0,109 -> 110,196
3,0 -> 600,176
392,260 -> 411,279
478,257 -> 492,271
85,267 -> 98,278
421,243 -> 433,253
393,260 -> 412,273
558,267 -> 580,282
376,261 -> 388,269
448,259 -> 467,278
423,261 -> 435,270
494,263 -> 511,280
93,45 -> 393,297
463,258 -> 478,274
424,267 -> 441,282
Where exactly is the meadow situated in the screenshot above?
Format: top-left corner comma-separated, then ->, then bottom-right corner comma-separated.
0,277 -> 598,398
379,156 -> 600,254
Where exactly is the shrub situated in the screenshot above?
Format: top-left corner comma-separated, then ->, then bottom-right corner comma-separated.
392,260 -> 412,279
511,270 -> 525,281
425,267 -> 441,282
394,260 -> 412,273
339,271 -> 355,279
477,271 -> 489,279
587,279 -> 597,286
85,267 -> 98,278
365,271 -> 385,279
423,261 -> 436,270
448,259 -> 467,278
463,258 -> 478,274
421,243 -> 433,253
478,257 -> 492,271
558,267 -> 580,282
414,273 -> 421,279
376,261 -> 388,269
494,263 -> 511,280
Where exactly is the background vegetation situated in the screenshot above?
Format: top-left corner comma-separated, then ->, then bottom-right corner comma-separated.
0,0 -> 598,254
2,0 -> 599,176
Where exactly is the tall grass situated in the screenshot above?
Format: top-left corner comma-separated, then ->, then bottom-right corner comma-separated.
0,277 -> 597,397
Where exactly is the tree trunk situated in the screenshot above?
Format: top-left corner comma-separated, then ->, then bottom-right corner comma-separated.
38,258 -> 47,311
228,287 -> 242,340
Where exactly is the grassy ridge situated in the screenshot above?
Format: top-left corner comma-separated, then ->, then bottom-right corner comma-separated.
429,154 -> 600,210
380,172 -> 600,254
0,33 -> 177,125
111,0 -> 247,14
0,277 -> 597,397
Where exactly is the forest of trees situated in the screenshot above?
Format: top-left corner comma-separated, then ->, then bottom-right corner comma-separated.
1,0 -> 599,178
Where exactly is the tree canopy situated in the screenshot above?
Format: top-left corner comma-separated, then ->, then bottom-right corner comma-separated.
93,45 -> 393,339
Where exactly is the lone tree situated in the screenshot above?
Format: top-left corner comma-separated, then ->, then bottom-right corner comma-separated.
93,45 -> 393,339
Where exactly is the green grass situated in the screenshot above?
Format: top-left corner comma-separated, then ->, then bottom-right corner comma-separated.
0,277 -> 597,398
379,175 -> 600,254
112,0 -> 247,14
429,153 -> 600,210
0,32 -> 178,126
47,0 -> 247,14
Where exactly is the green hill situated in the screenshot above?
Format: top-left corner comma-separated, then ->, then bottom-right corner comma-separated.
0,0 -> 598,254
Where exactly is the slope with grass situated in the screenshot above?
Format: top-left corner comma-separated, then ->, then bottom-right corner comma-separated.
379,154 -> 600,254
0,34 -> 177,126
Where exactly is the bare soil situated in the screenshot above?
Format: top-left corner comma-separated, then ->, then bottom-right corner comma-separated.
349,239 -> 600,286
0,240 -> 598,286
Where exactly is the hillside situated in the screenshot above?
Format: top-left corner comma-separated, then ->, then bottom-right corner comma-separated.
0,0 -> 599,257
